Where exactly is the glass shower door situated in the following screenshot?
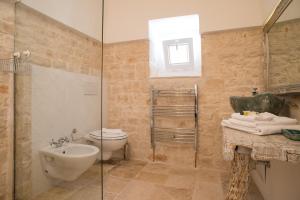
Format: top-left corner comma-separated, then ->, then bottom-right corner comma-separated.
14,1 -> 104,199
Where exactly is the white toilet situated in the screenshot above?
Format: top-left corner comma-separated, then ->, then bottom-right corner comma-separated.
85,129 -> 128,160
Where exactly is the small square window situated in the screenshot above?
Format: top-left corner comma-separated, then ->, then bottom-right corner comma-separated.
163,38 -> 194,70
149,15 -> 201,77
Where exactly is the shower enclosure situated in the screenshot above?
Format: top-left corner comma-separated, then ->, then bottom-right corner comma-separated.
0,0 -> 104,199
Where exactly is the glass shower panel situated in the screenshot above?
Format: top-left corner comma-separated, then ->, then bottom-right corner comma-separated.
14,1 -> 104,199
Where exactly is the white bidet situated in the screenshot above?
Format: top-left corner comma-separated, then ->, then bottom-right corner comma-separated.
39,143 -> 99,181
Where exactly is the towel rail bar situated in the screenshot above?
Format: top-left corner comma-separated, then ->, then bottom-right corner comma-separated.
150,84 -> 199,167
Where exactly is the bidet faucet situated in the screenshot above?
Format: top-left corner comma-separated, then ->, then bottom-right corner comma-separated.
50,137 -> 70,148
50,139 -> 60,148
58,136 -> 70,143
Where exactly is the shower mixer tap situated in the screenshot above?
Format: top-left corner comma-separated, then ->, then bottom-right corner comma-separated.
58,136 -> 70,144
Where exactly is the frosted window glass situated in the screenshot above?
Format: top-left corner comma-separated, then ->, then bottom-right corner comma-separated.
168,44 -> 190,64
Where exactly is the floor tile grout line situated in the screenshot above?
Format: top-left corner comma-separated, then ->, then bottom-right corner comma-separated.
110,177 -> 135,200
109,160 -> 148,200
156,185 -> 177,200
33,160 -> 235,200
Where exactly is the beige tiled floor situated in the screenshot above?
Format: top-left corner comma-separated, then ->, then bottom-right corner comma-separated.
33,160 -> 263,200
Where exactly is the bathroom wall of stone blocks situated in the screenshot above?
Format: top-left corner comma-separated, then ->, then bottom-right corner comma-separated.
1,0 -> 300,200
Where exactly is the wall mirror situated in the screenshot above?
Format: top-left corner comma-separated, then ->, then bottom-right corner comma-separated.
264,0 -> 300,94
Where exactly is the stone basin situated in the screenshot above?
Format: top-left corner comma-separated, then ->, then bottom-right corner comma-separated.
230,93 -> 285,115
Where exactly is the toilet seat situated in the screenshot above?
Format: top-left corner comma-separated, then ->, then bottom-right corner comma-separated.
88,129 -> 128,140
102,132 -> 128,140
85,129 -> 128,160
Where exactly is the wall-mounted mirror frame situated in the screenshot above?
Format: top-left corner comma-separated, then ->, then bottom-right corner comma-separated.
263,0 -> 300,94
263,0 -> 293,33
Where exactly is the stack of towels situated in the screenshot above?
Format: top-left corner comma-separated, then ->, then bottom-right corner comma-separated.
222,112 -> 300,135
89,128 -> 122,139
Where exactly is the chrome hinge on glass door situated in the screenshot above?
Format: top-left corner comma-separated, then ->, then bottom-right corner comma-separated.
0,50 -> 31,74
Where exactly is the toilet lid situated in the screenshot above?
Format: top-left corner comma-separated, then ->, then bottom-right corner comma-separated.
102,131 -> 127,139
89,129 -> 128,140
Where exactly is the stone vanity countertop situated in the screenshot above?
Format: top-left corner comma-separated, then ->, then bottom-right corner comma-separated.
223,127 -> 300,163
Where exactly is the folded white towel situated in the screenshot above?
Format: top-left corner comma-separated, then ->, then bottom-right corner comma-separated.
222,119 -> 300,135
228,117 -> 298,128
231,112 -> 277,122
222,120 -> 259,134
272,117 -> 298,124
256,112 -> 277,121
231,113 -> 256,122
256,124 -> 300,135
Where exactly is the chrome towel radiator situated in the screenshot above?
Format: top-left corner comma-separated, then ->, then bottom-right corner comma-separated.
150,85 -> 199,167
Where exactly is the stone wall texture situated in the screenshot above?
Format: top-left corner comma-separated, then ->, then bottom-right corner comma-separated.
1,2 -> 268,198
286,96 -> 300,121
268,18 -> 300,88
104,27 -> 265,169
0,0 -> 15,199
15,4 -> 102,76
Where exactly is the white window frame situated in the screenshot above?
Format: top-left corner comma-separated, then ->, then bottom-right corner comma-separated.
163,38 -> 194,71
